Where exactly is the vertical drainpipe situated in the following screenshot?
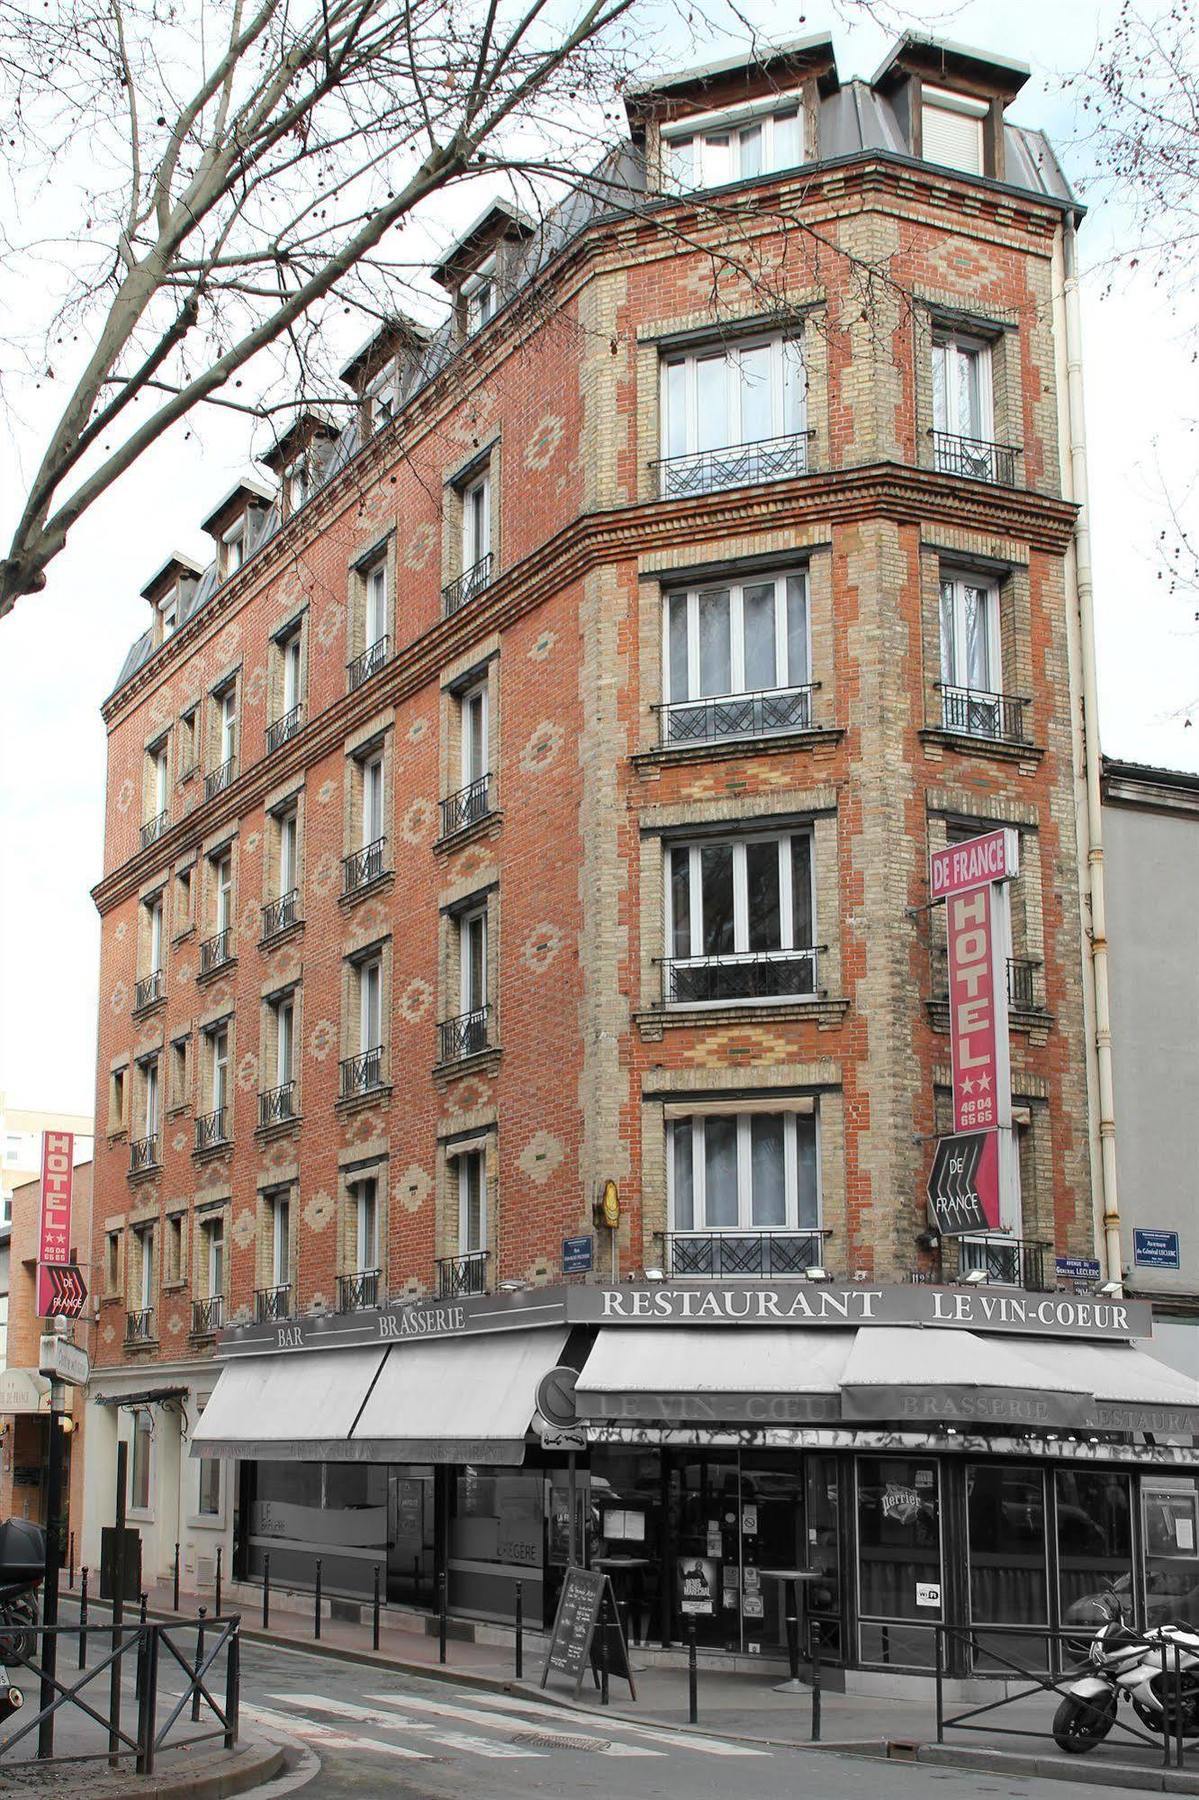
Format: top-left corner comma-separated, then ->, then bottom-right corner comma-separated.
1053,216 -> 1123,1291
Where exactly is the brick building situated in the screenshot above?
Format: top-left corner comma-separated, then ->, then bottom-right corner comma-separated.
83,34 -> 1198,1676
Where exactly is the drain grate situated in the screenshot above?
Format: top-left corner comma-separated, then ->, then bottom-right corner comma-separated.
511,1729 -> 607,1752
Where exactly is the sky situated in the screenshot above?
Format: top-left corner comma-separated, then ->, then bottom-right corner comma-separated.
1,0 -> 1195,1120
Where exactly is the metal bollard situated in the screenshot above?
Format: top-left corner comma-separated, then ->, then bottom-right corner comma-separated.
809,1618 -> 822,1743
262,1554 -> 270,1630
140,1592 -> 148,1625
600,1597 -> 610,1707
192,1609 -> 207,1723
687,1616 -> 698,1724
373,1564 -> 381,1652
172,1542 -> 180,1613
438,1571 -> 448,1664
215,1546 -> 223,1619
78,1567 -> 89,1670
514,1580 -> 523,1680
314,1559 -> 322,1641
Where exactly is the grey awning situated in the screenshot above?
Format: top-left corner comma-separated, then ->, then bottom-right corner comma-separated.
577,1327 -> 853,1423
191,1347 -> 388,1461
838,1327 -> 1094,1427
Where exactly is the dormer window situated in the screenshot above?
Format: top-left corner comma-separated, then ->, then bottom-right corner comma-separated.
921,85 -> 988,175
464,256 -> 497,335
285,458 -> 309,515
662,94 -> 803,193
368,364 -> 400,434
159,595 -> 177,640
224,521 -> 246,575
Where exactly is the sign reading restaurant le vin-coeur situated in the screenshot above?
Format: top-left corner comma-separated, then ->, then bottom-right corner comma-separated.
217,1280 -> 1151,1357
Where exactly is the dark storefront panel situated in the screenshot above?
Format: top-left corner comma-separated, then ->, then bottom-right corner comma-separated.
856,1455 -> 942,1669
1055,1467 -> 1133,1619
245,1461 -> 387,1597
1143,1476 -> 1199,1626
449,1468 -> 545,1625
967,1463 -> 1049,1669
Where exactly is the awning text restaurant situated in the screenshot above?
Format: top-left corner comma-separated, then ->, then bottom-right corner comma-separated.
194,1281 -> 1199,1676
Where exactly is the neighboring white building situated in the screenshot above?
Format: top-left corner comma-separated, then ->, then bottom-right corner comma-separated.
0,1093 -> 93,1225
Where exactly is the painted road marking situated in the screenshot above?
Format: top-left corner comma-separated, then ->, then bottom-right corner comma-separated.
242,1701 -> 433,1761
464,1687 -> 772,1756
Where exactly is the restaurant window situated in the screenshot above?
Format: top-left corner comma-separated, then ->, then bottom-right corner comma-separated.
659,334 -> 806,496
967,1463 -> 1049,1669
666,1111 -> 820,1277
665,830 -> 815,1003
1143,1477 -> 1199,1628
131,1408 -> 153,1512
663,571 -> 810,743
856,1456 -> 942,1668
1056,1469 -> 1133,1621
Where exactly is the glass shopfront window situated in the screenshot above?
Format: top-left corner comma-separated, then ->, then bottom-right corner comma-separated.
244,1460 -> 387,1596
806,1454 -> 844,1659
1056,1468 -> 1133,1622
857,1456 -> 942,1668
449,1466 -> 544,1625
967,1463 -> 1049,1669
1143,1477 -> 1199,1628
387,1467 -> 435,1606
587,1450 -> 662,1647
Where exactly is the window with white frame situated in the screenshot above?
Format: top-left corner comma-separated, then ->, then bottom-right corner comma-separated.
223,519 -> 247,576
663,570 -> 810,742
362,752 -> 384,849
352,1175 -> 379,1273
932,333 -> 992,444
359,956 -> 383,1054
131,1407 -> 152,1510
197,1454 -> 221,1518
280,626 -> 303,719
146,892 -> 164,975
165,1214 -> 183,1284
460,906 -> 487,1016
134,1221 -> 156,1311
665,830 -> 815,1003
201,1215 -> 225,1299
662,94 -> 804,191
159,593 -> 177,639
939,573 -> 1005,735
367,363 -> 399,434
209,1024 -> 230,1117
213,851 -> 234,936
458,1149 -> 486,1255
659,335 -> 806,495
149,740 -> 169,820
365,561 -> 388,651
462,471 -> 491,572
274,804 -> 299,913
667,1109 -> 820,1272
269,1189 -> 291,1289
285,457 -> 309,515
273,991 -> 295,1088
921,85 -> 987,176
460,682 -> 488,789
215,683 -> 237,772
464,255 -> 497,334
139,1056 -> 160,1140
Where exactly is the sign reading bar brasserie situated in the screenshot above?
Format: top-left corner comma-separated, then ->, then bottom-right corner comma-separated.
216,1281 -> 1151,1358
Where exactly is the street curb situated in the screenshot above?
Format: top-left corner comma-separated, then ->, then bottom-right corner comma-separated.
916,1743 -> 1199,1794
0,1741 -> 285,1800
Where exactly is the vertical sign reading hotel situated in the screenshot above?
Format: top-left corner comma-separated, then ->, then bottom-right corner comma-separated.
37,1131 -> 74,1315
928,831 -> 1018,1228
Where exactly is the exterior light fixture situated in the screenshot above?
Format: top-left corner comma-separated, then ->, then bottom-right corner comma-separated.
498,1278 -> 528,1293
644,1268 -> 665,1283
1098,1280 -> 1123,1297
804,1266 -> 832,1282
963,1268 -> 988,1285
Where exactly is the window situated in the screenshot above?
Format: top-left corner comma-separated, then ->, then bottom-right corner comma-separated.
939,574 -> 1003,731
210,1025 -> 230,1115
149,741 -> 169,820
345,752 -> 387,893
360,957 -> 383,1054
201,1215 -> 225,1299
660,336 -> 805,495
159,594 -> 177,640
169,1035 -> 189,1110
458,1149 -> 486,1254
197,1456 -> 221,1519
179,707 -> 199,777
665,830 -> 816,1003
367,364 -> 399,434
175,865 -> 193,931
223,519 -> 246,575
131,1408 -> 152,1511
140,1056 -> 160,1138
105,1229 -> 121,1294
165,1214 -> 183,1284
270,1191 -> 291,1288
285,457 -> 309,515
921,85 -> 987,176
108,1067 -> 127,1134
217,686 -> 237,767
663,571 -> 810,739
147,893 -> 164,974
460,907 -> 487,1016
352,1176 -> 379,1272
932,333 -> 992,444
350,561 -> 389,688
668,1111 -> 819,1241
214,852 -> 234,933
365,562 -> 387,651
462,472 -> 491,573
278,807 -> 299,895
461,682 -> 488,789
362,752 -> 384,849
464,255 -> 497,333
134,1222 -> 155,1311
663,97 -> 803,191
272,992 -> 295,1087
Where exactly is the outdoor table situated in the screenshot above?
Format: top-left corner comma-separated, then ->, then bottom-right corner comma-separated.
757,1568 -> 819,1692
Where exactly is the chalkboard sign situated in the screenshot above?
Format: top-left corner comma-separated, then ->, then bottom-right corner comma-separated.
541,1566 -> 635,1698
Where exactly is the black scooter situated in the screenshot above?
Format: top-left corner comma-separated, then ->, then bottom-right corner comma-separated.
0,1521 -> 48,1716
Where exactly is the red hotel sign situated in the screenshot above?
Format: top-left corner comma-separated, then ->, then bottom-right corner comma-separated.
930,828 -> 1018,900
38,1131 -> 74,1268
947,885 -> 1008,1133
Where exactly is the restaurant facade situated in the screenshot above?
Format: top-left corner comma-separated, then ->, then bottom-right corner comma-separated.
193,1280 -> 1199,1677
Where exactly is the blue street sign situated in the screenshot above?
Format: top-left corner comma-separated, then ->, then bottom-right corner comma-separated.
1133,1229 -> 1181,1270
1055,1255 -> 1102,1282
562,1235 -> 593,1274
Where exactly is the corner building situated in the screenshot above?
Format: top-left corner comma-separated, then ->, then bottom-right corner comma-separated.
85,34 -> 1199,1679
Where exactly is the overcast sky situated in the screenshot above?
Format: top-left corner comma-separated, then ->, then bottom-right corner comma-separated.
1,0 -> 1195,1119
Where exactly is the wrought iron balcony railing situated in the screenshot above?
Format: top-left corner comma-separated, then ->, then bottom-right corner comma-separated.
140,810 -> 169,850
955,1235 -> 1052,1292
261,888 -> 300,940
258,1081 -> 296,1129
653,430 -> 808,500
443,552 -> 493,617
199,927 -> 234,975
657,683 -> 815,747
343,836 -> 388,896
440,774 -> 492,837
1007,957 -> 1042,1010
128,1133 -> 160,1175
125,1308 -> 156,1346
190,1295 -> 224,1338
134,969 -> 164,1011
194,1106 -> 230,1153
337,1269 -> 382,1313
438,1005 -> 490,1064
658,1228 -> 832,1279
932,429 -> 1020,487
340,1046 -> 385,1099
205,757 -> 236,802
662,947 -> 821,1006
938,683 -> 1028,743
347,634 -> 389,691
437,1250 -> 489,1298
255,1283 -> 292,1323
266,703 -> 303,753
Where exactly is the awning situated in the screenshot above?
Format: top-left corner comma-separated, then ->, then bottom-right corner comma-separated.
350,1326 -> 570,1463
1014,1339 -> 1199,1433
839,1327 -> 1094,1427
192,1326 -> 570,1464
576,1327 -> 854,1423
192,1347 -> 388,1461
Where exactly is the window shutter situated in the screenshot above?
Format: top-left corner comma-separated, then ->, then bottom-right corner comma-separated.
922,103 -> 984,175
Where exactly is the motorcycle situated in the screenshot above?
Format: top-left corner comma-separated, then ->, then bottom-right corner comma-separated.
0,1520 -> 47,1716
1053,1619 -> 1199,1753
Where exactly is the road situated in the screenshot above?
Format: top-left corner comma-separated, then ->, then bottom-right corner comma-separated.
234,1639 -> 1158,1799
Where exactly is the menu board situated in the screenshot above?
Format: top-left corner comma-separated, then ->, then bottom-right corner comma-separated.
541,1566 -> 635,1697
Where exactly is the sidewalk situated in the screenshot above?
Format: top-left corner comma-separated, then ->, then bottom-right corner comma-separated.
63,1577 -> 1199,1794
